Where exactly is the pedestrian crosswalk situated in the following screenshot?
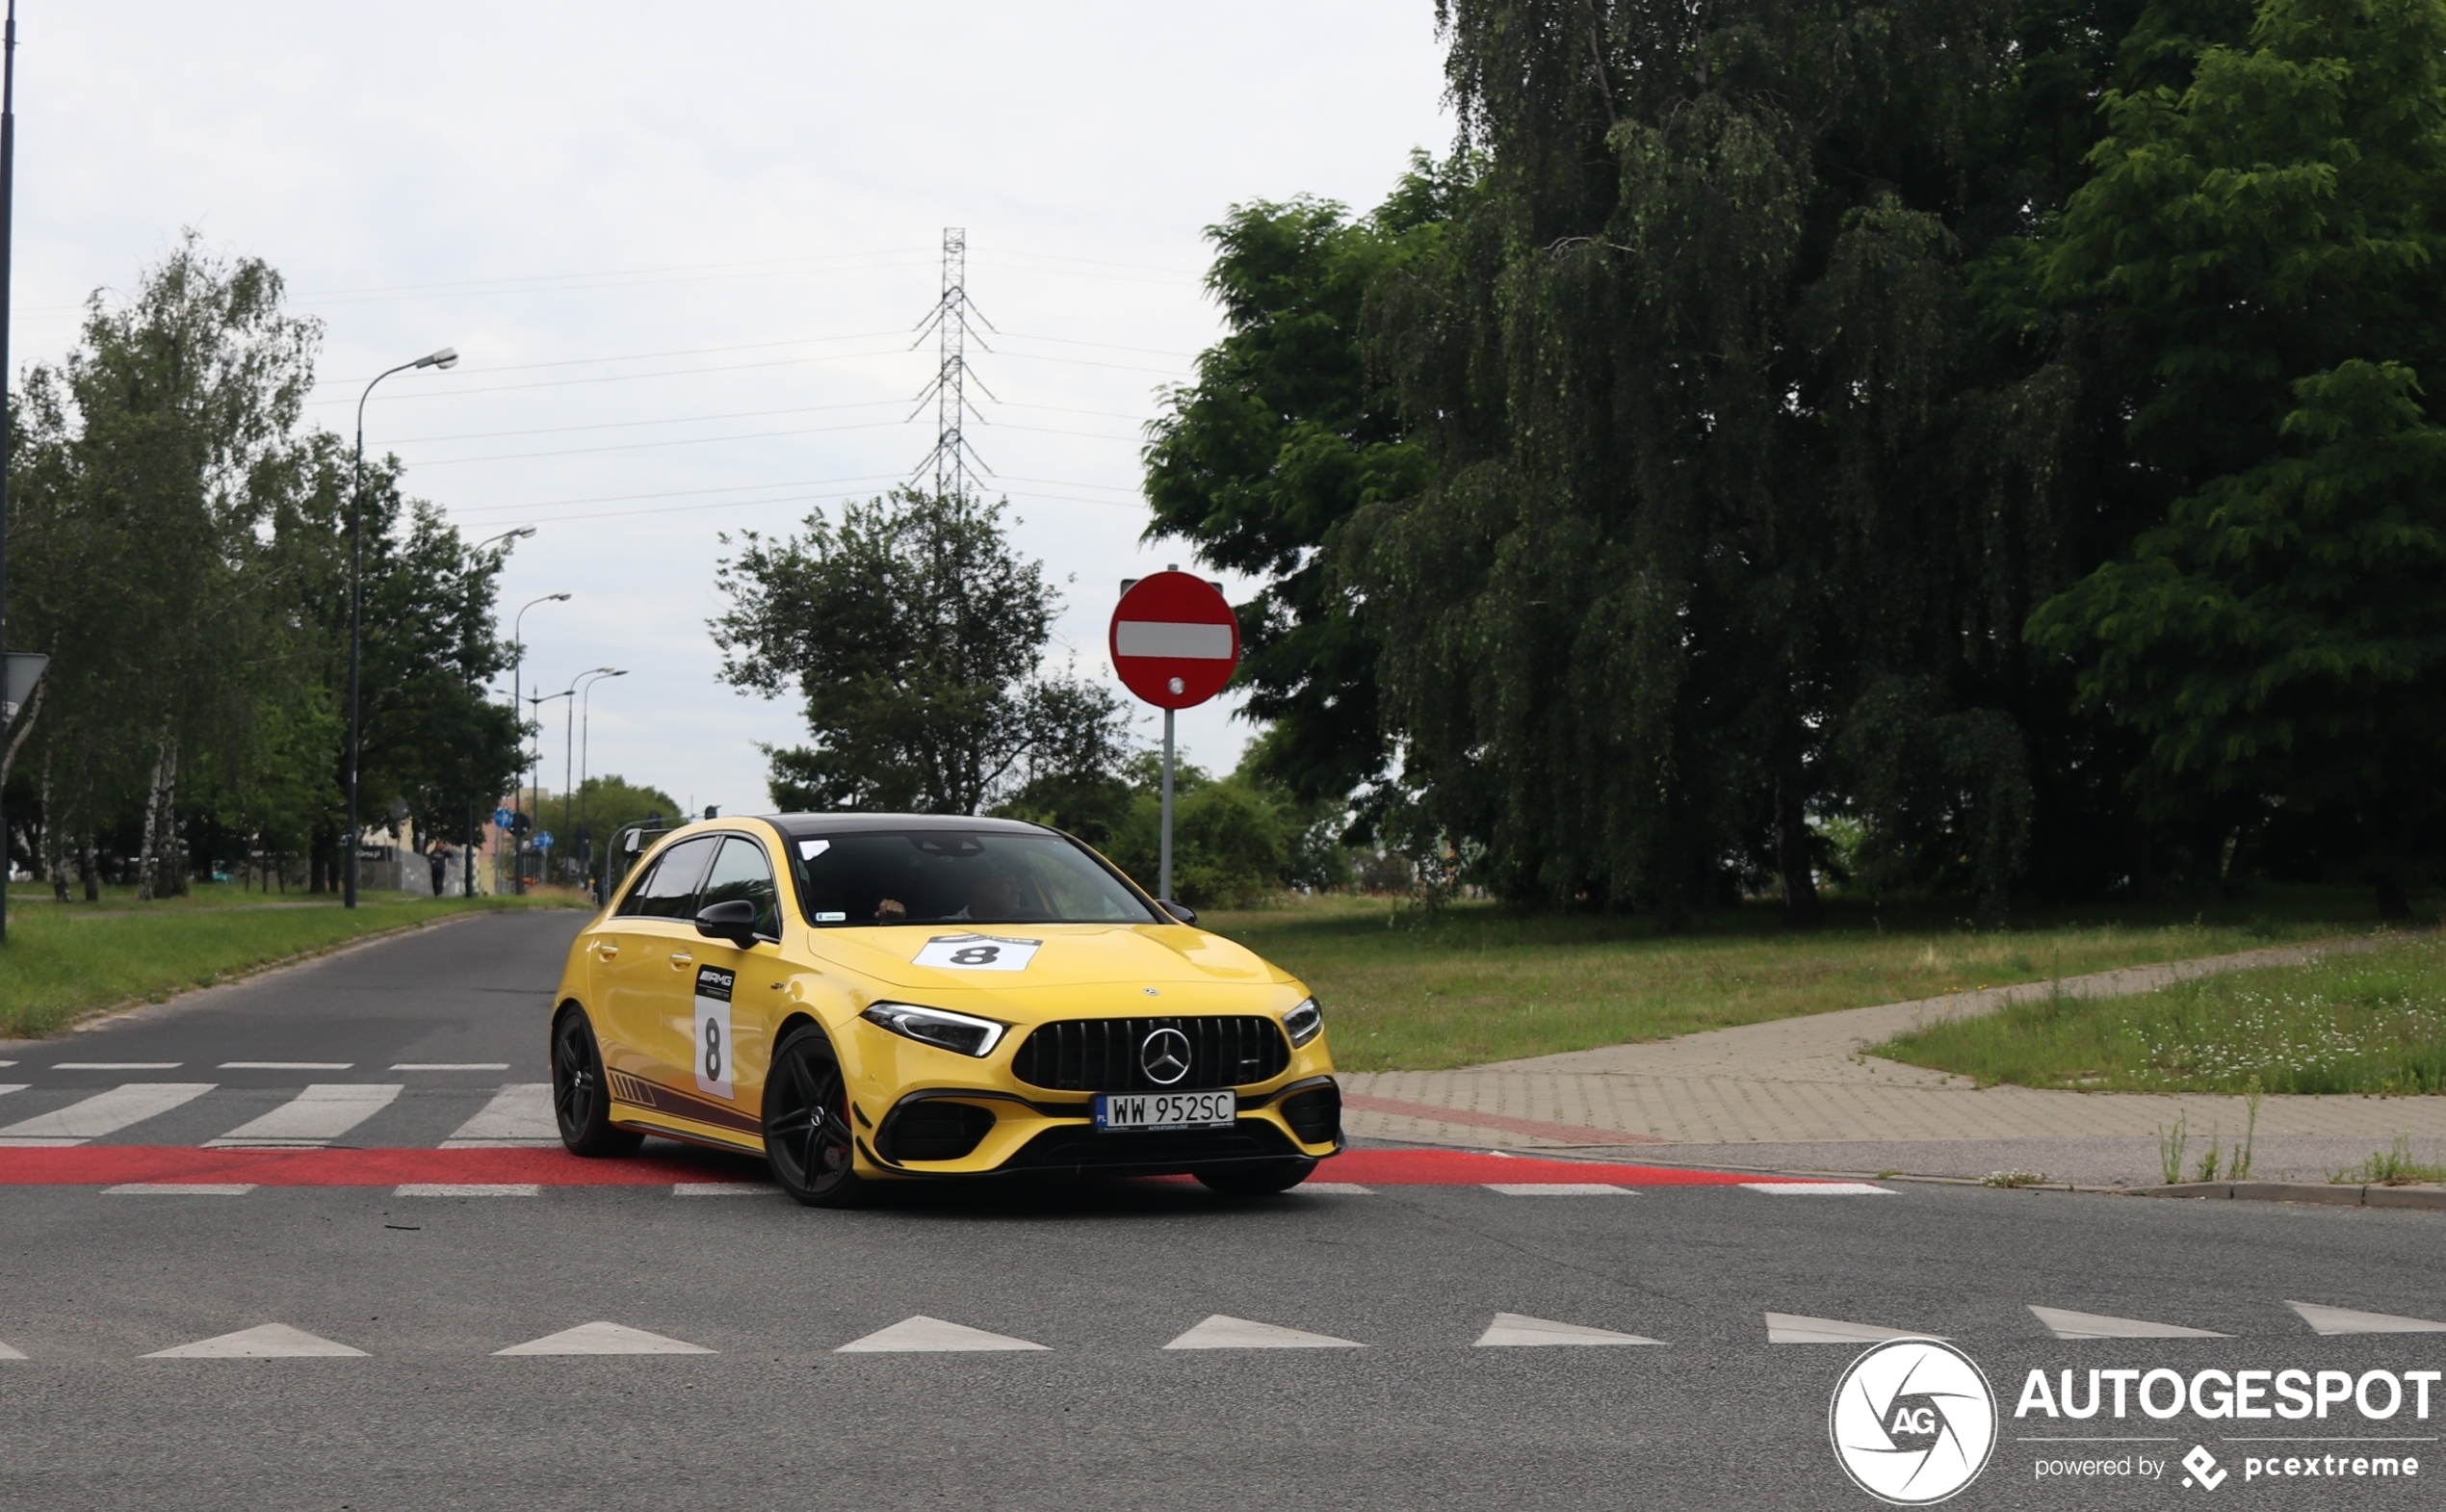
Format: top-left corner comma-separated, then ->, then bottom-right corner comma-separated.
205,1083 -> 402,1148
10,1297 -> 2439,1361
0,1079 -> 556,1150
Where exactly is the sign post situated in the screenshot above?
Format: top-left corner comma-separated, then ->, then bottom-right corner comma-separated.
1108,567 -> 1239,905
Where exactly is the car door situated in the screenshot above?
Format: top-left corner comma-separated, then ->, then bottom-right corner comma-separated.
598,833 -> 720,1088
684,834 -> 786,1117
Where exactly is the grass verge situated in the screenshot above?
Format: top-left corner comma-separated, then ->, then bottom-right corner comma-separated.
2333,1135 -> 2446,1186
1876,931 -> 2446,1095
0,890 -> 583,1040
1198,889 -> 2395,1072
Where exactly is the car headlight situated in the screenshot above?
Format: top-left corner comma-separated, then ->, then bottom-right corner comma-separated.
1283,996 -> 1323,1048
860,1002 -> 1008,1057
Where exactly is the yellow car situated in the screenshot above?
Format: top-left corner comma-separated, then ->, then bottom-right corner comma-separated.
548,813 -> 1341,1205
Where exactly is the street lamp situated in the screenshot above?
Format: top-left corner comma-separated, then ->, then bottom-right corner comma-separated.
346,344 -> 459,909
524,687 -> 573,887
461,527 -> 533,897
573,667 -> 625,896
508,590 -> 569,895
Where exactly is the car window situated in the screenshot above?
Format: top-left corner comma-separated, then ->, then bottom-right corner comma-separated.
700,836 -> 780,940
617,835 -> 719,921
790,830 -> 1158,926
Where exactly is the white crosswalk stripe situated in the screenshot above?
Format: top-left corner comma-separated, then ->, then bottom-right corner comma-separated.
0,1084 -> 24,1100
1744,1182 -> 1893,1196
673,1183 -> 780,1196
441,1083 -> 559,1147
106,1184 -> 257,1196
396,1184 -> 541,1197
0,1339 -> 23,1360
1301,1182 -> 1375,1194
205,1083 -> 402,1148
2029,1305 -> 2226,1340
0,1083 -> 218,1146
1485,1183 -> 1632,1196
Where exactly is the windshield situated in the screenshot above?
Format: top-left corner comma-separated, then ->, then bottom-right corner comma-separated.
788,830 -> 1159,926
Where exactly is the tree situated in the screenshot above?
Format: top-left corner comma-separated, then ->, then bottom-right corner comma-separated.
7,234 -> 324,898
1332,0 -> 2101,920
2028,0 -> 2446,914
568,773 -> 681,892
1142,177 -> 1443,806
711,487 -> 1127,814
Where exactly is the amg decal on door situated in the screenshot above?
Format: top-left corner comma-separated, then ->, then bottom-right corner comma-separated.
693,965 -> 736,1100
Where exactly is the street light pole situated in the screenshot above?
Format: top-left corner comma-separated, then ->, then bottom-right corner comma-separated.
347,344 -> 458,909
507,591 -> 568,895
464,526 -> 533,895
0,1 -> 18,946
575,667 -> 624,897
524,688 -> 572,886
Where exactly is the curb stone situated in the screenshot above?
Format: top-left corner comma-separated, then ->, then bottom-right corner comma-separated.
2133,1180 -> 2446,1210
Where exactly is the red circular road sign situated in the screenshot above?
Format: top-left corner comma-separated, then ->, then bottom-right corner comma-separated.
1109,570 -> 1240,710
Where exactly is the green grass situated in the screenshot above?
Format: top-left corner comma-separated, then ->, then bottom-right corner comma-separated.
0,889 -> 582,1040
1876,931 -> 2446,1095
2333,1135 -> 2446,1186
1197,889 -> 2397,1072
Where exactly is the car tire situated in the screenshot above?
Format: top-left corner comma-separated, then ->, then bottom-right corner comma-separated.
763,1024 -> 872,1208
1195,1159 -> 1317,1197
552,1006 -> 644,1158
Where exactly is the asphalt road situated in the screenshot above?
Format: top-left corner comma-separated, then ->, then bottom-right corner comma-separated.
3,911 -> 2441,1511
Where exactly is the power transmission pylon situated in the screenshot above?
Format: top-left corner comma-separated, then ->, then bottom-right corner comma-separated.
910,226 -> 998,499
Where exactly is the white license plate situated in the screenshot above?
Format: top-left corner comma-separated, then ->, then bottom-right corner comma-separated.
1093,1090 -> 1236,1131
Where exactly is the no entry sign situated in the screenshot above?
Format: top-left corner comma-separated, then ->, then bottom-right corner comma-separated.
1109,570 -> 1239,710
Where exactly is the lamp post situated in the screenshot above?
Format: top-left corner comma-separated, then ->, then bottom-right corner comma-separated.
461,528 -> 533,897
346,344 -> 459,909
524,687 -> 572,890
507,591 -> 568,895
574,667 -> 624,897
0,3 -> 18,945
545,667 -> 613,888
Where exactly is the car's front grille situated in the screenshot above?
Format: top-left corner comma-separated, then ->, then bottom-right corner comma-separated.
1010,1016 -> 1290,1091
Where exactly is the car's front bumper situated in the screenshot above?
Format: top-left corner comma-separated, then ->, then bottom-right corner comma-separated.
857,1075 -> 1342,1180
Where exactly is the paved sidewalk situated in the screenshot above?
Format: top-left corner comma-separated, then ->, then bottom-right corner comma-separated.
1340,933 -> 2446,1186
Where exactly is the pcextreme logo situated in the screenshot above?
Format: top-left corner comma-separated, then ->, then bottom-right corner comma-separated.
1830,1339 -> 2000,1504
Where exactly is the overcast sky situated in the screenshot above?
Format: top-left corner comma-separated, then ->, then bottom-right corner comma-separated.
17,4 -> 1451,820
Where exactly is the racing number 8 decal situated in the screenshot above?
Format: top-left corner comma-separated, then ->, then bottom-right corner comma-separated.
693,967 -> 735,1101
950,945 -> 1001,966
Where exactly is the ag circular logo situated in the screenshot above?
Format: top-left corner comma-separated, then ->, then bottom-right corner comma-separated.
1829,1338 -> 1997,1504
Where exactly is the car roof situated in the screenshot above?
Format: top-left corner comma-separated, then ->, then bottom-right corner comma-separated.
763,812 -> 1055,842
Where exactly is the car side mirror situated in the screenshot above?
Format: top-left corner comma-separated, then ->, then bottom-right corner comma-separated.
694,899 -> 762,948
1159,899 -> 1197,925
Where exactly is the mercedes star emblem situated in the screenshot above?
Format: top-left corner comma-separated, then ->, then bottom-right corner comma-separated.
1140,1027 -> 1192,1085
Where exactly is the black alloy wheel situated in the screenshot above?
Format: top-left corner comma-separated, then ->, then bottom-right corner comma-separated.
553,1006 -> 643,1157
763,1024 -> 871,1208
1195,1159 -> 1317,1197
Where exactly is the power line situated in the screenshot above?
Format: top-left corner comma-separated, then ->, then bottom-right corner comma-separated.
402,417 -> 913,469
313,329 -> 908,387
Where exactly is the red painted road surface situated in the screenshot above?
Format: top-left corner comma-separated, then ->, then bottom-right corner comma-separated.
0,1146 -> 1820,1188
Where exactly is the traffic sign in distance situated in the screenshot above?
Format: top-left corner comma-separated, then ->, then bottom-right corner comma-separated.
493,808 -> 515,830
536,832 -> 555,851
1110,570 -> 1239,710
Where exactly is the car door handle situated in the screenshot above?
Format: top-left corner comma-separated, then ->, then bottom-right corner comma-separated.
669,952 -> 693,969
593,941 -> 619,960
